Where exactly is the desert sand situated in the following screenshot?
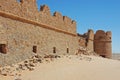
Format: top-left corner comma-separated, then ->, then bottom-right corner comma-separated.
0,55 -> 120,80
112,53 -> 120,60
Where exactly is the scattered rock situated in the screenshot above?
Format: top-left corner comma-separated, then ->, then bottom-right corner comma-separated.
83,57 -> 92,61
0,51 -> 95,77
55,55 -> 61,58
18,64 -> 26,70
24,60 -> 28,64
32,59 -> 38,63
29,63 -> 35,67
1,68 -> 8,76
44,55 -> 54,58
14,73 -> 22,80
34,54 -> 42,59
28,67 -> 34,71
75,46 -> 98,56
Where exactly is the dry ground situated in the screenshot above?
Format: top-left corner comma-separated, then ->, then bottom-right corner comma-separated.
0,54 -> 120,80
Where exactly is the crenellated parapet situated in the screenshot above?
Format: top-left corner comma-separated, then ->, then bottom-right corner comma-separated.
40,5 -> 51,15
94,30 -> 112,42
0,0 -> 76,34
77,29 -> 112,58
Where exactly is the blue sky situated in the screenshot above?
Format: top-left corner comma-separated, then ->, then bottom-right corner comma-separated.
36,0 -> 120,53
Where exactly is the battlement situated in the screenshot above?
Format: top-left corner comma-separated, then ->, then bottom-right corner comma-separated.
40,5 -> 51,15
106,31 -> 112,40
94,30 -> 112,42
77,29 -> 112,58
0,0 -> 76,34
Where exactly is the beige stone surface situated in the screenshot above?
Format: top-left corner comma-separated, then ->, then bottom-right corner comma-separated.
0,16 -> 78,66
0,0 -> 76,34
94,30 -> 112,58
77,29 -> 112,58
86,29 -> 94,51
0,0 -> 79,66
0,0 -> 112,66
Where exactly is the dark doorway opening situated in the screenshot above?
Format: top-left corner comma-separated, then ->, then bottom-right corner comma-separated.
53,47 -> 56,53
67,48 -> 69,53
100,55 -> 106,58
33,46 -> 37,53
0,44 -> 7,54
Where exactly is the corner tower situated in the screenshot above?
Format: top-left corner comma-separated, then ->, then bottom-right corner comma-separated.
94,30 -> 112,58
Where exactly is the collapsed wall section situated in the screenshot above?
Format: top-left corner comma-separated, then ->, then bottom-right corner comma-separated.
77,29 -> 94,51
77,33 -> 87,48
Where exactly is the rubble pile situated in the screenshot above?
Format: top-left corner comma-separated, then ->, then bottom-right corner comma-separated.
0,46 -> 97,77
0,54 -> 61,77
76,46 -> 98,56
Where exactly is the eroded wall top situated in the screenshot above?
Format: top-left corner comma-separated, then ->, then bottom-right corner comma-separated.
0,0 -> 76,34
94,30 -> 112,41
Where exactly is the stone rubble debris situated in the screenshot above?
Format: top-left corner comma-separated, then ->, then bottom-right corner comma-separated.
0,54 -> 61,77
75,46 -> 98,56
0,47 -> 97,77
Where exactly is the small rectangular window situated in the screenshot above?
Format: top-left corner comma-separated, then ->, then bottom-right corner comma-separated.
0,44 -> 7,54
53,47 -> 56,53
33,46 -> 37,53
67,48 -> 69,53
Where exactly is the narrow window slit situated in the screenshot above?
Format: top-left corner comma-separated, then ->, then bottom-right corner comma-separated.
0,44 -> 7,54
33,46 -> 37,53
67,48 -> 69,53
53,47 -> 56,53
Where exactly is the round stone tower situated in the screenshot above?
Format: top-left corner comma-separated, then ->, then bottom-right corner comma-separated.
94,30 -> 112,58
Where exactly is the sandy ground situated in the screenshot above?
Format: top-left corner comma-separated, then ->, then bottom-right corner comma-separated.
112,53 -> 120,60
0,55 -> 120,80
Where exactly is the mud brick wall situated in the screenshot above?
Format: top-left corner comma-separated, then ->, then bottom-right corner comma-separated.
0,16 -> 78,66
0,0 -> 78,66
0,0 -> 112,66
77,29 -> 112,58
94,30 -> 112,58
0,0 -> 76,34
78,37 -> 86,47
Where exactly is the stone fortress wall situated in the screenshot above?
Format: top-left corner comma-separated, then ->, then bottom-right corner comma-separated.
0,0 -> 112,66
0,0 -> 78,66
0,0 -> 76,34
78,30 -> 112,58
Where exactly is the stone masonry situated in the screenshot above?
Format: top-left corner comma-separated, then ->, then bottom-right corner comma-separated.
0,0 -> 112,66
78,30 -> 112,58
94,30 -> 112,58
